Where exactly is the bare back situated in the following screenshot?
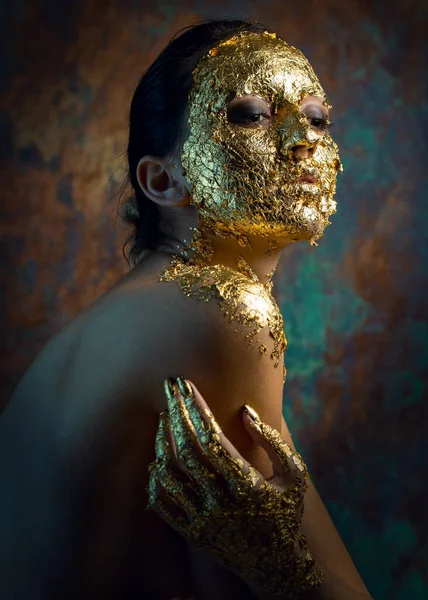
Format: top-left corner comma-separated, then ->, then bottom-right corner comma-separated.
0,254 -> 284,599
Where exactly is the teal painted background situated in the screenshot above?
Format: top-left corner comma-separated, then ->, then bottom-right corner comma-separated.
1,1 -> 427,597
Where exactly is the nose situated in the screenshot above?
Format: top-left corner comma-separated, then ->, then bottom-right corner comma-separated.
278,109 -> 320,160
291,142 -> 317,161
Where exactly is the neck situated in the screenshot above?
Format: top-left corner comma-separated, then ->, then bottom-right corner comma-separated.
157,206 -> 291,285
156,208 -> 289,369
203,233 -> 289,285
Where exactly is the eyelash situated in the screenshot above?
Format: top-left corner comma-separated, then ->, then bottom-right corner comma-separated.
308,116 -> 333,131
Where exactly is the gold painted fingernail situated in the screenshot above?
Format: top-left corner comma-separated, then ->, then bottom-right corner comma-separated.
176,376 -> 193,399
164,378 -> 179,401
243,404 -> 261,424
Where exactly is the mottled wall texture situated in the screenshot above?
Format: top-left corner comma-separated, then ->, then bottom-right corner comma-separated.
1,0 -> 427,597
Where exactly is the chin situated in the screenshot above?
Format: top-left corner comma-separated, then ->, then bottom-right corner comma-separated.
272,205 -> 330,244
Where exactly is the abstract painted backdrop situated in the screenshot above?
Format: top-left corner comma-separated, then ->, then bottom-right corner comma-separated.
1,1 -> 427,597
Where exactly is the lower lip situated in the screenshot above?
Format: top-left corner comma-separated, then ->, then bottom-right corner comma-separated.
295,181 -> 319,191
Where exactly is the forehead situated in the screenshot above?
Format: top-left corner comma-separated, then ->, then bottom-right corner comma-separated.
192,32 -> 327,107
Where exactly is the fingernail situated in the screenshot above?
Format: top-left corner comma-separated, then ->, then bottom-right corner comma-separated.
176,376 -> 193,400
164,378 -> 179,401
243,404 -> 261,424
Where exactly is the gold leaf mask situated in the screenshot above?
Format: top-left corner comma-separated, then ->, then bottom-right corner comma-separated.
182,31 -> 342,246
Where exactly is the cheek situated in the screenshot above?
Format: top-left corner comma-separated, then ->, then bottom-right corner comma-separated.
315,139 -> 341,172
216,127 -> 278,170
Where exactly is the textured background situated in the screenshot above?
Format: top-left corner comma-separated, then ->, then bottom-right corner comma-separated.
1,0 -> 427,597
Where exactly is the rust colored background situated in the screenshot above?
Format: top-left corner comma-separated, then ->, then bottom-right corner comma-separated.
1,1 -> 427,597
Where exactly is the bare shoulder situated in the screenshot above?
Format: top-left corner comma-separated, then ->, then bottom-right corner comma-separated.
0,267 -> 285,597
44,270 -> 285,477
4,267 -> 283,457
88,272 -> 285,467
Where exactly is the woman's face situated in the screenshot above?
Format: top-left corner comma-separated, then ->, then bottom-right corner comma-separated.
181,32 -> 342,246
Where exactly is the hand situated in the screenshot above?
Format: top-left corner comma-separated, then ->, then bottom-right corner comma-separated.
146,377 -> 323,598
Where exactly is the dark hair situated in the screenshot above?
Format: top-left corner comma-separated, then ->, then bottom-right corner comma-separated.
120,18 -> 267,267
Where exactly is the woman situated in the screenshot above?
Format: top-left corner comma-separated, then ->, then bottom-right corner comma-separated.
0,19 -> 370,600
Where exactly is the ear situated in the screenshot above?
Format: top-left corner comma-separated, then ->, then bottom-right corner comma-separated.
136,156 -> 190,207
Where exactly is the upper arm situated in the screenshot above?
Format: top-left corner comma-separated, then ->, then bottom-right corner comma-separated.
157,291 -> 285,598
157,289 -> 286,480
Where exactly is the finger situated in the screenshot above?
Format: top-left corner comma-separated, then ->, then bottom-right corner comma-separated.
155,411 -> 175,462
156,410 -> 193,486
155,410 -> 197,490
146,465 -> 190,531
154,456 -> 201,522
243,411 -> 303,493
243,404 -> 308,488
242,405 -> 294,476
176,377 -> 264,493
164,378 -> 224,499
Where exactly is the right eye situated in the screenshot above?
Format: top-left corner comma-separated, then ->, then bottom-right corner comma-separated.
227,97 -> 272,128
247,112 -> 268,123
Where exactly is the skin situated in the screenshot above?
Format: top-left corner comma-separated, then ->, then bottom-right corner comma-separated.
0,255 -> 287,600
0,38 -> 370,600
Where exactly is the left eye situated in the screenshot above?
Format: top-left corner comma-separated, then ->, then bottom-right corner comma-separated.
308,116 -> 331,131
